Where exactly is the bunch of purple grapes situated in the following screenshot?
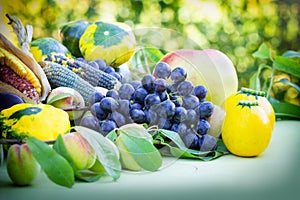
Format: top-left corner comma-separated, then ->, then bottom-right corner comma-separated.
80,62 -> 218,151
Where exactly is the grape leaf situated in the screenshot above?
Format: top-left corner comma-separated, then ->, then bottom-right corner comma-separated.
75,126 -> 122,181
269,98 -> 300,120
118,132 -> 162,172
53,135 -> 102,182
26,137 -> 75,188
274,56 -> 300,78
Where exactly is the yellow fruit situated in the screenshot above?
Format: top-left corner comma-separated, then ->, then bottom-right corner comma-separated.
221,100 -> 274,157
222,87 -> 275,128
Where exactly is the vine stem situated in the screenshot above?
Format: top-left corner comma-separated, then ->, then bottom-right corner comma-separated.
266,65 -> 275,99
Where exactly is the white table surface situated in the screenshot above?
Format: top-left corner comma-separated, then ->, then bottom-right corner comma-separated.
1,120 -> 300,200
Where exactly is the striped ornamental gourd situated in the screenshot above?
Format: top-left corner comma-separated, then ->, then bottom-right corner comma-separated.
41,61 -> 97,103
44,53 -> 120,90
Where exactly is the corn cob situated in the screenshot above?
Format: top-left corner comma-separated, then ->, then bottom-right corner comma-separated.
44,53 -> 119,90
0,47 -> 42,95
41,61 -> 97,103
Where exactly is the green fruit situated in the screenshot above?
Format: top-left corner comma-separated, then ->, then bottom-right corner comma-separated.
60,20 -> 91,57
79,21 -> 136,68
30,37 -> 71,62
6,143 -> 40,186
62,132 -> 96,170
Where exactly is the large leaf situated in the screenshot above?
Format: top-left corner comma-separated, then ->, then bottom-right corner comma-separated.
269,100 -> 300,120
53,135 -> 102,182
75,126 -> 122,180
252,43 -> 272,60
118,132 -> 162,172
274,56 -> 300,78
26,137 -> 75,188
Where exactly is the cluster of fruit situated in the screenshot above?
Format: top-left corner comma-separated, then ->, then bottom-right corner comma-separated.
80,62 -> 217,151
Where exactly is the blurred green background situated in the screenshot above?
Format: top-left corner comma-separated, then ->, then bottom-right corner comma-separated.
0,0 -> 299,105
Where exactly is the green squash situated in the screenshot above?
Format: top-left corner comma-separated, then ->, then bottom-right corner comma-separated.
60,20 -> 91,57
79,21 -> 136,68
0,103 -> 70,141
30,37 -> 71,62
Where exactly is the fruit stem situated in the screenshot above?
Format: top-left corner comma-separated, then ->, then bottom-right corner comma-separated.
238,100 -> 259,108
240,87 -> 266,99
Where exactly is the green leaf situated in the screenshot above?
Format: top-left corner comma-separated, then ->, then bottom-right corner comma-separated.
270,100 -> 300,120
144,45 -> 164,63
282,50 -> 300,58
118,132 -> 162,172
274,56 -> 300,78
53,135 -> 102,182
158,129 -> 188,151
252,43 -> 271,60
46,93 -> 73,105
26,137 -> 75,188
278,78 -> 300,92
75,126 -> 122,180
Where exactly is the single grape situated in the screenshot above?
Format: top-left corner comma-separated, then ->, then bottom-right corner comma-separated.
141,75 -> 156,93
144,93 -> 161,109
194,85 -> 208,101
183,129 -> 200,149
198,101 -> 214,119
104,66 -> 115,73
106,90 -> 119,100
94,59 -> 107,71
172,106 -> 187,123
99,97 -> 119,113
170,67 -> 187,84
88,61 -> 99,70
80,115 -> 100,132
132,87 -> 148,104
157,118 -> 172,129
117,99 -> 130,116
182,94 -> 199,109
130,109 -> 146,123
177,123 -> 188,138
154,78 -> 168,93
130,102 -> 143,110
88,91 -> 105,106
154,62 -> 171,79
144,109 -> 158,125
156,100 -> 176,119
108,111 -> 127,127
118,83 -> 135,100
199,134 -> 218,152
186,109 -> 198,127
90,103 -> 108,120
196,119 -> 210,135
99,120 -> 117,136
171,123 -> 179,132
177,81 -> 194,96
